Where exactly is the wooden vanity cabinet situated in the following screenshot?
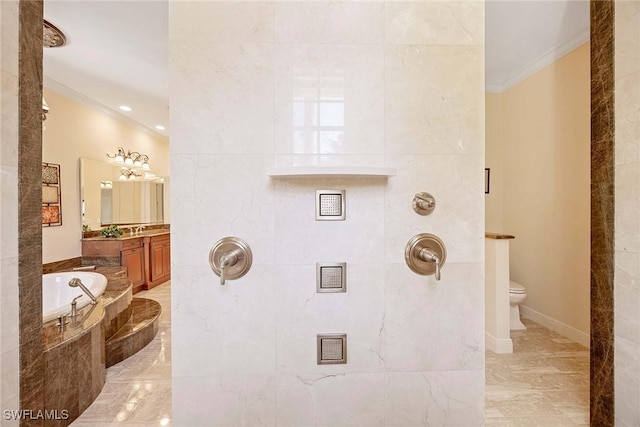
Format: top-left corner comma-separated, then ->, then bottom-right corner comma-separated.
144,233 -> 171,289
82,232 -> 171,293
121,239 -> 146,291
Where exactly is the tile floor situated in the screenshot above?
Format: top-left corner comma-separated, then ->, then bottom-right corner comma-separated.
73,285 -> 590,426
485,318 -> 590,426
72,282 -> 172,426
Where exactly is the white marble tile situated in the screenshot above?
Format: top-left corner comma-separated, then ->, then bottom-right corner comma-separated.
2,19 -> 24,415
0,1 -> 19,78
274,2 -> 384,44
385,370 -> 485,426
385,45 -> 484,155
0,346 -> 19,422
384,262 -> 484,371
1,71 -> 19,166
615,1 -> 640,80
172,265 -> 277,377
170,154 -> 275,267
273,154 -> 385,168
275,263 -> 384,375
615,336 -> 640,426
170,1 -> 273,43
172,375 -> 276,427
384,154 -> 484,264
615,250 -> 640,344
276,373 -> 385,426
170,41 -> 274,154
615,162 -> 640,253
274,43 -> 384,155
615,72 -> 640,165
0,257 -> 19,347
0,166 -> 18,260
274,178 -> 385,264
385,1 -> 483,46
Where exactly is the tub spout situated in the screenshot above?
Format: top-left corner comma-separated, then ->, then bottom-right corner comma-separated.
70,294 -> 83,316
68,277 -> 97,305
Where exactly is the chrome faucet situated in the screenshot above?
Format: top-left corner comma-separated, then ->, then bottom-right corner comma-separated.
135,226 -> 145,235
68,277 -> 97,305
70,294 -> 83,316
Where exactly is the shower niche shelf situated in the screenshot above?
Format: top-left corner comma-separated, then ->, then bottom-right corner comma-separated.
267,166 -> 396,179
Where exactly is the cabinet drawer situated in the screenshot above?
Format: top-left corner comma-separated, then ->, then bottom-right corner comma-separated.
121,238 -> 143,251
149,233 -> 170,245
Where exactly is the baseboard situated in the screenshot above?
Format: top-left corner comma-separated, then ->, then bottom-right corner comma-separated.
485,332 -> 513,354
520,305 -> 590,348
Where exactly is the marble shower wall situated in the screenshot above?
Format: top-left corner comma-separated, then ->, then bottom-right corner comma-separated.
170,2 -> 484,425
0,0 -> 21,418
615,1 -> 640,425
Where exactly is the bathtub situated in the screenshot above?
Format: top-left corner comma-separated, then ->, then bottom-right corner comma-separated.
42,272 -> 108,323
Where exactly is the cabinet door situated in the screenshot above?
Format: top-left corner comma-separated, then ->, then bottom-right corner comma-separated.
122,247 -> 145,288
151,244 -> 165,281
162,242 -> 171,276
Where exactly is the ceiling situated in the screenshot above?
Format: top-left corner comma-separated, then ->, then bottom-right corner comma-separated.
485,0 -> 590,92
43,0 -> 169,138
42,1 -> 590,138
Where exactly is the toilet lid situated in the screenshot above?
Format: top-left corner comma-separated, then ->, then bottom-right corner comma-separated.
509,281 -> 526,293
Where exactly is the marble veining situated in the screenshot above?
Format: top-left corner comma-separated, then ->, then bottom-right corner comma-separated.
18,1 -> 45,423
590,1 -> 615,425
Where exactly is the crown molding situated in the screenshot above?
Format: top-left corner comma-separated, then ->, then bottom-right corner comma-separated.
485,29 -> 590,94
43,76 -> 169,142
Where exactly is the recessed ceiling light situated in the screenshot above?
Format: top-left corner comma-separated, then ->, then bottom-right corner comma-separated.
119,105 -> 132,112
155,125 -> 166,131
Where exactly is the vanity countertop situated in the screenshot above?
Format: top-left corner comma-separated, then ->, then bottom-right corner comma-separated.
82,229 -> 170,241
485,232 -> 515,240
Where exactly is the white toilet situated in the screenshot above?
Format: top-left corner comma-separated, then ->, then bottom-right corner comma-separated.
509,281 -> 527,330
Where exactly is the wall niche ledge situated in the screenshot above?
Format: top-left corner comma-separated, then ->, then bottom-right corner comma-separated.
267,166 -> 396,179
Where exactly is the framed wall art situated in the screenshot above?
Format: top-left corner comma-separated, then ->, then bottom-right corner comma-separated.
42,162 -> 62,226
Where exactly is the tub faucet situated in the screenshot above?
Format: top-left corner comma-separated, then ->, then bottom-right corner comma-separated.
68,277 -> 97,305
70,294 -> 83,316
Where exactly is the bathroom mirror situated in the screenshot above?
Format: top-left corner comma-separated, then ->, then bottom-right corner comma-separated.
80,157 -> 168,229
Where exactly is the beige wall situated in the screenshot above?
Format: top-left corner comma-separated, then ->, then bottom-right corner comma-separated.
41,89 -> 169,263
486,43 -> 590,344
615,1 -> 640,423
485,93 -> 505,233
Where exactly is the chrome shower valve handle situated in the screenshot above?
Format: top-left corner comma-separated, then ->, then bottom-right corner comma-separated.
209,237 -> 252,286
219,249 -> 241,286
405,233 -> 447,281
418,247 -> 441,281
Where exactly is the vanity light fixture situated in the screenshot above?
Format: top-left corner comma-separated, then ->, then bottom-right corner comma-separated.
42,97 -> 50,122
119,168 -> 141,181
107,147 -> 150,170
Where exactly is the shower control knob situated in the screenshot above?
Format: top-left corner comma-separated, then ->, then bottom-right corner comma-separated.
209,237 -> 252,286
404,233 -> 446,281
412,192 -> 436,215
